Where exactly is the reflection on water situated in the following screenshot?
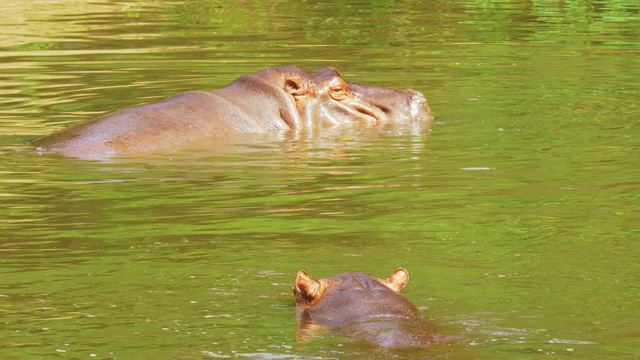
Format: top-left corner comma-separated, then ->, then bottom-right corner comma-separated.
1,0 -> 639,359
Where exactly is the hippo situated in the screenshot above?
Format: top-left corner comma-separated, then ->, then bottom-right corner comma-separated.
33,66 -> 432,159
293,268 -> 437,348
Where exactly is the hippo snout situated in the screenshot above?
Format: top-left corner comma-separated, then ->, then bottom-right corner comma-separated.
405,89 -> 432,122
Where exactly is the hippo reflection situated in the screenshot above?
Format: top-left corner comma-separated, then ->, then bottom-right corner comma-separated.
33,66 -> 432,159
293,268 -> 437,348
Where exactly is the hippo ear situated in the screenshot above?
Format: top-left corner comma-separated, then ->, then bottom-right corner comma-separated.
294,270 -> 322,305
383,268 -> 410,293
284,74 -> 307,97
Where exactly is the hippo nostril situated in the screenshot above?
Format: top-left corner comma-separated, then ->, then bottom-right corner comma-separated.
404,89 -> 426,103
410,95 -> 425,105
405,88 -> 424,96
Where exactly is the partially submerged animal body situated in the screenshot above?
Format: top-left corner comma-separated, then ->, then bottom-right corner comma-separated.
33,66 -> 432,159
293,268 -> 438,348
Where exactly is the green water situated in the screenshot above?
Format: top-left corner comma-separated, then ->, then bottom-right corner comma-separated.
1,1 -> 638,359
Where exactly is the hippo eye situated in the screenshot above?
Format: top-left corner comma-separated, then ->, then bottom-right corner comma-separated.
330,86 -> 348,100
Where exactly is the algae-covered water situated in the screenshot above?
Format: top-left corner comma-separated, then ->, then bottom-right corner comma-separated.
1,1 -> 638,359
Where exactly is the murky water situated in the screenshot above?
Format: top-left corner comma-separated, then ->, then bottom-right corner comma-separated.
1,1 -> 638,359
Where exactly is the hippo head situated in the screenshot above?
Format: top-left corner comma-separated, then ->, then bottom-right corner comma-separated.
292,268 -> 438,348
293,268 -> 411,307
268,66 -> 432,129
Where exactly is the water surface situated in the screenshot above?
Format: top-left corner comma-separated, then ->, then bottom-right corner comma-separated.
1,1 -> 638,359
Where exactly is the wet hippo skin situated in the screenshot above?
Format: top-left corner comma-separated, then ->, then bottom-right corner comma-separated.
293,268 -> 437,348
33,66 -> 432,159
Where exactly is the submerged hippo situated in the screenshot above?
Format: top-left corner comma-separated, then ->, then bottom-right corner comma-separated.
33,66 -> 432,159
293,268 -> 437,348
